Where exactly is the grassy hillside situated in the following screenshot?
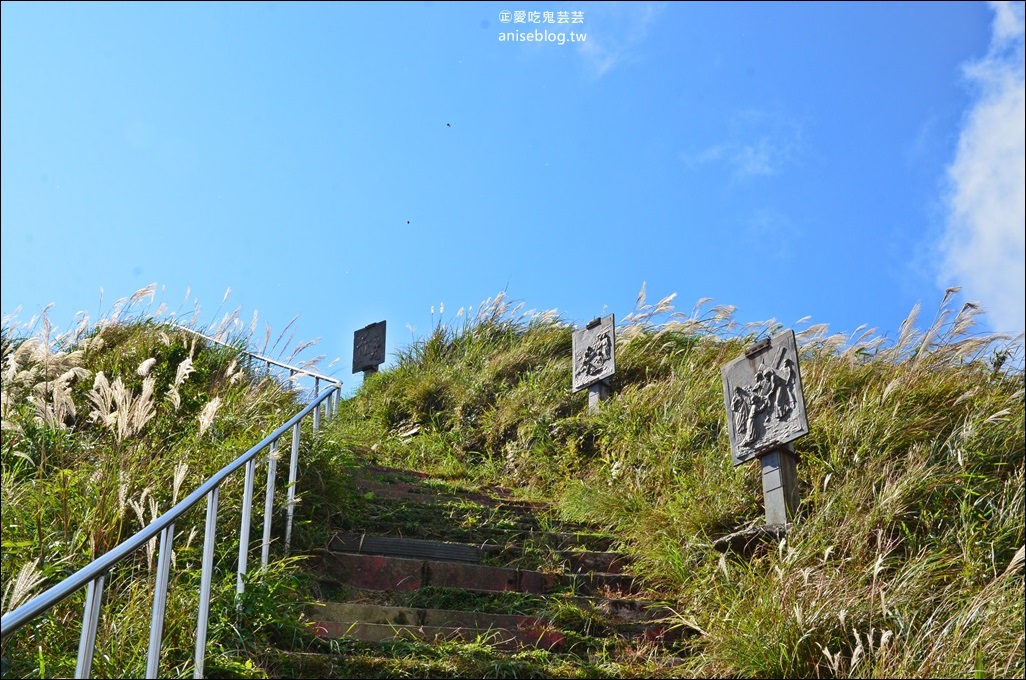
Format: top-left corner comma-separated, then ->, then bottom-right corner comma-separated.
2,288 -> 1023,678
0,301 -> 328,678
329,291 -> 1024,678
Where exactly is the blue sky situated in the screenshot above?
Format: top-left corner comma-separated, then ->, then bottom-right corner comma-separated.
3,2 -> 1024,390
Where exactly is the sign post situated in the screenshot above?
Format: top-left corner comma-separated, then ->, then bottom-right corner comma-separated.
572,315 -> 615,414
353,321 -> 386,380
721,329 -> 808,526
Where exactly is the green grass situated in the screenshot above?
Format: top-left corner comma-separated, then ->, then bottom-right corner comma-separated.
3,286 -> 1023,678
1,294 -> 329,678
323,289 -> 1024,678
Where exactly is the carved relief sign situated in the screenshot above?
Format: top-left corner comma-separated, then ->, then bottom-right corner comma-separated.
572,314 -> 615,393
721,329 -> 809,466
352,321 -> 386,373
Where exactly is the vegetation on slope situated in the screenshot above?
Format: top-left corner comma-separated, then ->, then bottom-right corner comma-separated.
1,293 -> 325,678
330,289 -> 1024,678
2,285 -> 1023,678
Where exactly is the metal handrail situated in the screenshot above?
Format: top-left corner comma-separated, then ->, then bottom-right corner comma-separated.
170,323 -> 343,388
0,330 -> 345,679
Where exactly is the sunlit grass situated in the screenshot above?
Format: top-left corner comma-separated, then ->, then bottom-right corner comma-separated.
3,283 -> 1022,678
1,287 -> 330,678
329,285 -> 1024,678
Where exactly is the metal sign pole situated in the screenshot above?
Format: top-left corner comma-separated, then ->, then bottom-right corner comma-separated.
587,380 -> 610,415
759,443 -> 798,525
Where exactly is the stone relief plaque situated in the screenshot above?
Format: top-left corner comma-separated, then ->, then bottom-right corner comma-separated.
352,320 -> 386,373
572,314 -> 615,393
721,329 -> 809,466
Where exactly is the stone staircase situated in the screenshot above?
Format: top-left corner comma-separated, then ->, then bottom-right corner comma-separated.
277,463 -> 692,676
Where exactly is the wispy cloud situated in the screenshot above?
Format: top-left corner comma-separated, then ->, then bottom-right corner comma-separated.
577,2 -> 665,78
939,1 -> 1025,334
742,208 -> 798,261
680,110 -> 804,181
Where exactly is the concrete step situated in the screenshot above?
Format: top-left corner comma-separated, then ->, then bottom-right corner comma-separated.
563,550 -> 630,574
314,550 -> 559,594
328,533 -> 482,563
310,621 -> 565,651
307,599 -> 688,649
564,595 -> 674,622
351,498 -> 562,529
562,570 -> 641,596
352,478 -> 550,514
341,514 -> 618,553
354,465 -> 547,507
327,532 -> 631,573
314,550 -> 639,597
308,601 -> 547,633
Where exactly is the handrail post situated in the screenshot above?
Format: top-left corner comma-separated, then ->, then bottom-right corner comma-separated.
146,523 -> 175,679
313,378 -> 321,434
194,486 -> 219,679
237,458 -> 257,598
284,422 -> 301,554
74,575 -> 105,679
261,440 -> 279,568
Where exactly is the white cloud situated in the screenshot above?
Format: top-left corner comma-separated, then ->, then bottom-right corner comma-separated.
577,2 -> 665,78
680,110 -> 803,181
733,139 -> 779,178
939,1 -> 1025,335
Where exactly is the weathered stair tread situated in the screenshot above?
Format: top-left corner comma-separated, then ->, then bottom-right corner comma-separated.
564,595 -> 675,622
563,550 -> 630,574
545,531 -> 617,552
311,621 -> 565,651
354,465 -> 548,507
328,533 -> 483,563
341,517 -> 619,553
328,532 -> 631,574
309,601 -> 549,631
315,550 -> 640,596
308,600 -> 690,643
316,550 -> 559,594
562,570 -> 641,596
338,514 -> 619,551
352,478 -> 550,513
